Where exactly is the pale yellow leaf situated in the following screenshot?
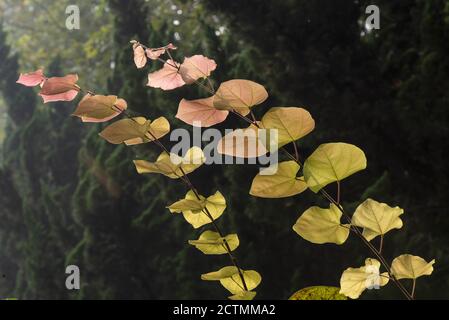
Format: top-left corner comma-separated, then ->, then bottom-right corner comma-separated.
340,258 -> 389,299
133,147 -> 205,179
250,161 -> 307,198
201,266 -> 262,295
303,143 -> 367,193
352,198 -> 404,241
261,107 -> 315,148
293,204 -> 350,245
391,254 -> 435,280
188,231 -> 239,255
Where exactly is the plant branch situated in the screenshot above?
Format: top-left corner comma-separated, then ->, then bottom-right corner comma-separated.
85,87 -> 251,292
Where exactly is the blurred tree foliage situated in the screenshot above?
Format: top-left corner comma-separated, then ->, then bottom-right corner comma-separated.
0,0 -> 448,299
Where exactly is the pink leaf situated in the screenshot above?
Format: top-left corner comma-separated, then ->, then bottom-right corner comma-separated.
176,96 -> 229,127
16,69 -> 46,87
147,60 -> 185,90
40,74 -> 80,95
133,44 -> 147,69
179,55 -> 217,84
39,90 -> 79,103
146,47 -> 166,60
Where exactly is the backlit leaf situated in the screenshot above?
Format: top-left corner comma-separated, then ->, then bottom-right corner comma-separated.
73,94 -> 127,123
289,286 -> 347,300
176,96 -> 229,127
99,116 -> 170,145
133,147 -> 205,179
147,59 -> 185,90
179,55 -> 217,84
391,254 -> 435,280
40,90 -> 79,104
168,191 -> 226,229
16,69 -> 45,87
145,43 -> 177,60
250,161 -> 307,198
133,43 -> 147,69
352,198 -> 404,241
217,123 -> 268,158
293,204 -> 350,245
39,74 -> 80,103
261,107 -> 315,148
188,231 -> 239,255
40,74 -> 79,95
340,258 -> 389,299
201,266 -> 262,295
303,142 -> 367,193
213,79 -> 268,115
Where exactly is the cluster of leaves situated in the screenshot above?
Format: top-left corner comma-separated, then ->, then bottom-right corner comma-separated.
17,36 -> 436,300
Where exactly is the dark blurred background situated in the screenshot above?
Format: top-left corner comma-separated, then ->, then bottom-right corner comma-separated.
0,0 -> 448,299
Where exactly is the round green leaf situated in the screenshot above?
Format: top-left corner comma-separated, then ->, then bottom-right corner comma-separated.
303,142 -> 367,193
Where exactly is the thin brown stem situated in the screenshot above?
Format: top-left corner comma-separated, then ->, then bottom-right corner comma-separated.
221,97 -> 413,299
86,86 -> 250,292
379,235 -> 384,254
135,43 -> 411,298
411,279 -> 416,298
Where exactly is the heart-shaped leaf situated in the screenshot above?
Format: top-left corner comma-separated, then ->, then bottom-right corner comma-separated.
261,107 -> 315,148
176,96 -> 229,127
147,60 -> 185,90
250,161 -> 307,198
303,143 -> 367,193
339,258 -> 389,299
352,199 -> 404,241
188,231 -> 239,255
391,254 -> 435,280
293,204 -> 350,245
213,79 -> 268,115
179,55 -> 217,84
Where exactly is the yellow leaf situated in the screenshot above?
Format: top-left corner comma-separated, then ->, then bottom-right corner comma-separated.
73,94 -> 127,122
188,231 -> 239,255
168,191 -> 226,229
303,143 -> 367,193
339,258 -> 389,299
99,116 -> 170,145
352,199 -> 404,241
289,286 -> 347,300
167,198 -> 204,212
229,291 -> 257,300
201,266 -> 262,295
250,161 -> 307,198
261,107 -> 315,148
391,254 -> 435,280
213,79 -> 268,115
133,147 -> 205,179
217,123 -> 268,158
293,204 -> 350,245
146,116 -> 171,142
